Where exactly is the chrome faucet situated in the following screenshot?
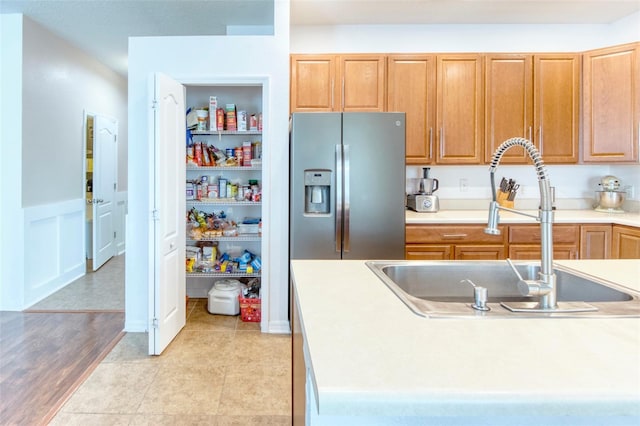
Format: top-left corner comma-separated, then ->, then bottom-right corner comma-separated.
484,137 -> 557,310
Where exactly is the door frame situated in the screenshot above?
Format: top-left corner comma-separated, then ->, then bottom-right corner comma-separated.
145,75 -> 271,354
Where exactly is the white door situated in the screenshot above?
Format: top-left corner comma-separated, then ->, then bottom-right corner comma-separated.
92,115 -> 118,270
149,73 -> 186,355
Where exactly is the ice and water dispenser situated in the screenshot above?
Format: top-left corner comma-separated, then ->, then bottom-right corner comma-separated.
304,170 -> 331,215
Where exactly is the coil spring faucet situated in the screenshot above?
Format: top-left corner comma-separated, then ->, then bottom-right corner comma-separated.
484,137 -> 557,310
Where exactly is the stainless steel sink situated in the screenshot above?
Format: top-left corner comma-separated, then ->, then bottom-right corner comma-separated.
366,260 -> 640,318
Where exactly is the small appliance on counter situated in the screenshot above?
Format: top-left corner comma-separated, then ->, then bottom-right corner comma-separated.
407,167 -> 440,212
594,175 -> 626,213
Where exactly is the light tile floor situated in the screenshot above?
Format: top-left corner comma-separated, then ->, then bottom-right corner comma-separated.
27,255 -> 125,311
49,299 -> 292,425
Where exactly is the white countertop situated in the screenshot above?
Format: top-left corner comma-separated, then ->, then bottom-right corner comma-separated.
406,208 -> 640,227
291,259 -> 640,422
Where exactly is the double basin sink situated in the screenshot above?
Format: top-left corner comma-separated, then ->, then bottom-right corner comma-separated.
366,260 -> 639,318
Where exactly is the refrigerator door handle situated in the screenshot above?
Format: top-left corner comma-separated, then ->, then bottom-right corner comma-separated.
335,144 -> 343,253
343,144 -> 350,253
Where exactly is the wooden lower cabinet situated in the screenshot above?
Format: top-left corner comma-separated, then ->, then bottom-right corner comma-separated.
508,224 -> 579,260
291,282 -> 306,426
509,244 -> 578,260
612,225 -> 640,259
405,224 -> 506,260
580,224 -> 612,259
406,223 -> 638,261
455,245 -> 506,260
405,244 -> 452,260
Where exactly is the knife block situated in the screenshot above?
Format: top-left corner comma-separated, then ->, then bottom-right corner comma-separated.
496,190 -> 514,209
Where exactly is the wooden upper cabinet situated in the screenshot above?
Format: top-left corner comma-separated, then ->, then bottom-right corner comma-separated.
339,55 -> 386,112
289,54 -> 386,113
436,55 -> 484,164
290,55 -> 337,112
534,54 -> 580,163
484,53 -> 579,164
583,43 -> 640,163
387,55 -> 436,164
484,54 -> 533,163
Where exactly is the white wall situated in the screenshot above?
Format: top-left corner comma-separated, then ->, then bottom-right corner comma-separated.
21,16 -> 128,205
0,15 -> 129,310
290,11 -> 640,53
125,1 -> 290,333
1,14 -> 26,310
406,164 -> 638,211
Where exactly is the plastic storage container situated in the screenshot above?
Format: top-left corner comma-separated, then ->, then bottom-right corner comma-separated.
207,279 -> 242,315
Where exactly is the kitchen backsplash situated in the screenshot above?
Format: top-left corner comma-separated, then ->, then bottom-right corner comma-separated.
406,164 -> 640,212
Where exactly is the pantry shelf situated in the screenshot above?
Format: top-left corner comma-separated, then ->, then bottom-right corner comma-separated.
186,165 -> 262,171
187,235 -> 261,242
187,200 -> 261,206
186,272 -> 261,279
191,130 -> 262,136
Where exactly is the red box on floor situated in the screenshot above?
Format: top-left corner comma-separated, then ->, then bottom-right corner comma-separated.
238,296 -> 261,322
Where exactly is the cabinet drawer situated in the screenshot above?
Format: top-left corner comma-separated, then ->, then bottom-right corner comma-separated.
509,224 -> 579,244
406,225 -> 507,244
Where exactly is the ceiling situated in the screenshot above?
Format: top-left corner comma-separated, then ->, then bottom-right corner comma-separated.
1,0 -> 639,76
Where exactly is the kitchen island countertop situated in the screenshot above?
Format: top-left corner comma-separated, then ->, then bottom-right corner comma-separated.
291,259 -> 640,424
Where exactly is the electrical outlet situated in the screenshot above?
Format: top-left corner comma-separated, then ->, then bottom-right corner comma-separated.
626,185 -> 635,199
460,178 -> 468,192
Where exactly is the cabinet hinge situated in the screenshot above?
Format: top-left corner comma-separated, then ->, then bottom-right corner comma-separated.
151,100 -> 158,110
114,231 -> 116,239
152,210 -> 160,221
152,318 -> 159,329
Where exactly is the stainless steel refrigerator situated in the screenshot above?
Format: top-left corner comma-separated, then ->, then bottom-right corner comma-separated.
290,112 -> 406,260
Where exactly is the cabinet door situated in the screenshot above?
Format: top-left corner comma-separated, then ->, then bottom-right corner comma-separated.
534,54 -> 580,163
290,54 -> 338,112
437,55 -> 484,164
583,43 -> 640,163
509,244 -> 578,260
484,54 -> 533,164
405,244 -> 452,260
612,225 -> 640,259
388,55 -> 436,164
339,54 -> 386,112
292,283 -> 306,426
455,245 -> 506,260
580,224 -> 612,259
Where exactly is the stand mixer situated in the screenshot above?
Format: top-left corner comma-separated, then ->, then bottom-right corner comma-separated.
594,175 -> 626,213
407,167 -> 440,212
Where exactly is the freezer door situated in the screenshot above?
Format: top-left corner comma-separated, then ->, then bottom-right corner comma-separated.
290,113 -> 342,259
342,113 -> 406,259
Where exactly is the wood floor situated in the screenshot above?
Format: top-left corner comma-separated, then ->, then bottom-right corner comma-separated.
0,311 -> 124,425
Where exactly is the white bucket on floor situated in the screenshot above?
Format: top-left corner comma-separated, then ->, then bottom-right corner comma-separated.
207,279 -> 242,315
